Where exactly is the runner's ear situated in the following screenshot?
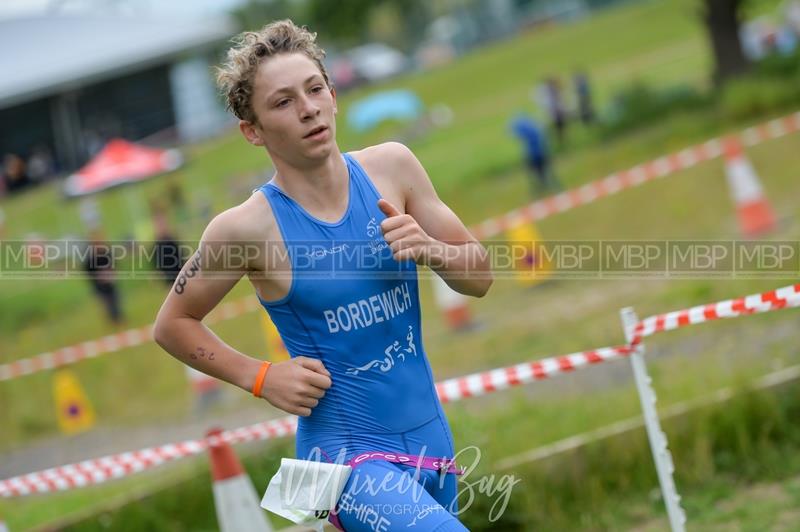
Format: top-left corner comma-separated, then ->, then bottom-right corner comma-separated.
239,120 -> 264,147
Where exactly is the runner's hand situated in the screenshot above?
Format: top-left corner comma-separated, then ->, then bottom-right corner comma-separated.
378,199 -> 436,265
259,356 -> 332,416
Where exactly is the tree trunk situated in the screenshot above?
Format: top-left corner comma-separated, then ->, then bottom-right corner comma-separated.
702,0 -> 750,86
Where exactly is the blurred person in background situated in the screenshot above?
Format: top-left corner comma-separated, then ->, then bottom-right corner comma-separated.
79,198 -> 102,231
2,153 -> 32,195
150,201 -> 186,287
82,128 -> 105,158
27,145 -> 56,183
573,70 -> 595,125
534,77 -> 568,147
510,113 -> 561,198
167,182 -> 191,228
154,19 -> 491,531
195,188 -> 214,224
84,229 -> 125,326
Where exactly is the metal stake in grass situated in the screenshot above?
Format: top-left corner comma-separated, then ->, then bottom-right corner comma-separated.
620,307 -> 686,532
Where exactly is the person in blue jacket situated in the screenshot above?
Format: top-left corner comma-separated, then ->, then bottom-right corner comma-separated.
154,20 -> 493,531
511,113 -> 562,197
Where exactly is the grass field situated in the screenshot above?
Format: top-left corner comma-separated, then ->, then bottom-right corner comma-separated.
3,0 -> 800,529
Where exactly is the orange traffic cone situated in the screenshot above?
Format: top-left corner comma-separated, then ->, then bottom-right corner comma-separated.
724,137 -> 776,236
207,428 -> 273,532
431,275 -> 476,332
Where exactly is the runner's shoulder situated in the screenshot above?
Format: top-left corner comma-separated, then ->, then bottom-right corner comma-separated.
351,142 -> 419,176
201,194 -> 278,246
195,195 -> 278,272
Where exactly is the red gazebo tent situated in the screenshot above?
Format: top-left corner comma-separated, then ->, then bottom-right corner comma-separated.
64,139 -> 182,197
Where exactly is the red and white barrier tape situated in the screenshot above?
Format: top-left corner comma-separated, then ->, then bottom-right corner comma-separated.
2,282 -> 799,497
631,283 -> 800,347
1,112 -> 798,381
435,345 -> 633,403
0,344 -> 635,497
470,111 -> 800,240
0,417 -> 297,498
0,297 -> 261,382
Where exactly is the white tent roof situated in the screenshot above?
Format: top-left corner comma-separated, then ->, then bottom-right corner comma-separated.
0,14 -> 236,108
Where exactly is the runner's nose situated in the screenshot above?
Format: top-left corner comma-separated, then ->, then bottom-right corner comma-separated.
299,94 -> 320,121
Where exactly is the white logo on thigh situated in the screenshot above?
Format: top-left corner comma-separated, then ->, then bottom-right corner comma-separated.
338,492 -> 391,531
407,505 -> 437,527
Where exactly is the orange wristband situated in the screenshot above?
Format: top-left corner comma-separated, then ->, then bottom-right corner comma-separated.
252,361 -> 272,397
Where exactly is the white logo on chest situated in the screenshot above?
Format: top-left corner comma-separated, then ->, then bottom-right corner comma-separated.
346,325 -> 417,376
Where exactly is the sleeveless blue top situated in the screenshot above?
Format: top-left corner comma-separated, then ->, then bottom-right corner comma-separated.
257,153 -> 448,459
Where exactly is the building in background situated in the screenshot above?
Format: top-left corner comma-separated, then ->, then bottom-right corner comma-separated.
0,13 -> 235,176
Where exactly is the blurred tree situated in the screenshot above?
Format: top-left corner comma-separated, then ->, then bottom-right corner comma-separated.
232,0 -> 428,49
306,0 -> 372,44
306,0 -> 429,48
369,0 -> 429,50
368,3 -> 407,49
701,0 -> 750,85
230,0 -> 302,31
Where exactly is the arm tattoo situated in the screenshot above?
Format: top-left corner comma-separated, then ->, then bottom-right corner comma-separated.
174,251 -> 201,295
190,346 -> 216,361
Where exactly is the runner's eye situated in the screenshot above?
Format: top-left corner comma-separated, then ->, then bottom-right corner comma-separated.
275,98 -> 290,108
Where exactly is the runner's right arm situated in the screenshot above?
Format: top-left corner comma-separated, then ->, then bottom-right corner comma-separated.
153,209 -> 331,416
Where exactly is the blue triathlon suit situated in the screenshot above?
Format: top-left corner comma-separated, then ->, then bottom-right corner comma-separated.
257,153 -> 467,531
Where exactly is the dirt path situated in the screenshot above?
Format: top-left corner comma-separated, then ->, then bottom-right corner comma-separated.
0,399 -> 283,479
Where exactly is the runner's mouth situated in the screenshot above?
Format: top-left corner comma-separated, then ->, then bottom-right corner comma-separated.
304,126 -> 328,138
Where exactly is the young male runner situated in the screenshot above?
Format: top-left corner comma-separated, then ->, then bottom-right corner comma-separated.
154,20 -> 492,530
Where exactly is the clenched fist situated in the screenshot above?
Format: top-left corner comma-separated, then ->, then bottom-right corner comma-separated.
259,356 -> 332,417
378,199 -> 437,265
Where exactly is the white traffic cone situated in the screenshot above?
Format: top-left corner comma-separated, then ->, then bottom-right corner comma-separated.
207,428 -> 273,532
431,275 -> 475,332
724,137 -> 776,236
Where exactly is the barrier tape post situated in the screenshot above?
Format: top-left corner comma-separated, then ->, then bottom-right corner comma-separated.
621,307 -> 686,532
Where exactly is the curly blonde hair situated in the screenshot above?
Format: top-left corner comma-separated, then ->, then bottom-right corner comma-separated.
216,20 -> 330,124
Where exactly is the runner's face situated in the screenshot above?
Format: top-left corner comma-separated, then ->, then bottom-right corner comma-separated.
247,53 -> 337,164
